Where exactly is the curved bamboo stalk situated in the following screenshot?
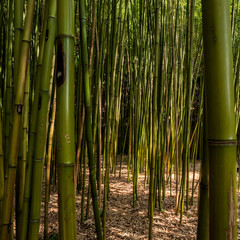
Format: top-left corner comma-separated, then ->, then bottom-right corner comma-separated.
79,0 -> 102,238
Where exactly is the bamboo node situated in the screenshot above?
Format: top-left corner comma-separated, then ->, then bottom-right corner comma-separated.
33,158 -> 43,162
30,218 -> 40,223
8,164 -> 17,168
56,34 -> 75,40
208,139 -> 237,146
56,163 -> 75,167
14,27 -> 24,32
200,183 -> 208,189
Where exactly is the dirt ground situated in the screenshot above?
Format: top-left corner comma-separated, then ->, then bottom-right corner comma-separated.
38,162 -> 240,239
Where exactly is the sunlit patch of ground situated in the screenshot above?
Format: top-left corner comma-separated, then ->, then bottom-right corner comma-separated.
36,160 -> 240,239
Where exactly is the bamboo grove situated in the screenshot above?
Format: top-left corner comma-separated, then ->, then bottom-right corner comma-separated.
0,0 -> 239,239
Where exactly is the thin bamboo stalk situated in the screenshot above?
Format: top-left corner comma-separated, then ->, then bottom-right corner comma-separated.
19,2 -> 49,237
149,0 -> 160,238
0,0 -> 35,237
28,0 -> 56,237
44,80 -> 56,240
197,95 -> 209,240
79,0 -> 102,238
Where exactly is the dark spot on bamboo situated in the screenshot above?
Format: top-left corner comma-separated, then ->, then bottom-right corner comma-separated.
56,39 -> 66,87
8,223 -> 11,233
45,29 -> 49,41
38,96 -> 42,110
16,105 -> 22,114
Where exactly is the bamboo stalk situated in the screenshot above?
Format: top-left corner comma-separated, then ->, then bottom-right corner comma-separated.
149,0 -> 160,238
19,2 -> 49,237
79,0 -> 102,238
0,0 -> 36,237
28,0 -> 56,237
56,0 -> 77,237
202,0 -> 237,238
44,80 -> 56,240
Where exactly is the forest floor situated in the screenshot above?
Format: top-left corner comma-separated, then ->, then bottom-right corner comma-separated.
38,160 -> 240,239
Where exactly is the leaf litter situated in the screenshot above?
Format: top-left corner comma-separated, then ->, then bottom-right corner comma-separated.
35,161 -> 240,239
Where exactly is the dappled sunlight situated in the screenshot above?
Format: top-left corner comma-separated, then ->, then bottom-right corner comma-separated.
35,162 -> 240,239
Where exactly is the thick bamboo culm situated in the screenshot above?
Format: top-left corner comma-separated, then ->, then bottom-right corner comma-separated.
56,0 -> 77,238
202,0 -> 237,239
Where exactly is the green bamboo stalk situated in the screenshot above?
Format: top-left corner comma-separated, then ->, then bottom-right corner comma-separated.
31,0 -> 40,88
75,106 -> 85,187
202,0 -> 237,238
79,0 -> 102,238
0,109 -> 4,225
88,0 -> 97,76
149,0 -> 160,238
111,0 -> 128,177
110,0 -> 123,173
56,0 -> 76,238
14,0 -> 24,96
102,0 -> 113,237
127,45 -> 133,183
197,95 -> 209,240
81,142 -> 87,223
44,79 -> 56,240
171,0 -> 179,208
0,0 -> 35,237
0,2 -> 3,95
28,0 -> 56,237
85,178 -> 91,220
94,0 -> 107,191
4,0 -> 14,175
179,0 -> 193,222
19,2 -> 49,238
186,0 -> 195,211
75,43 -> 84,188
16,60 -> 30,239
97,36 -> 102,204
